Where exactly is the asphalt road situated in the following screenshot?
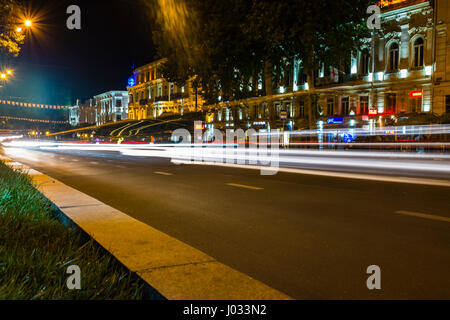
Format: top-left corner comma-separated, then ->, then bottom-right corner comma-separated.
2,146 -> 450,299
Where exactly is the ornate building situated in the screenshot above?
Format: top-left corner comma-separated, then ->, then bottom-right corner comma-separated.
127,58 -> 204,120
93,91 -> 129,125
205,0 -> 448,132
433,0 -> 450,115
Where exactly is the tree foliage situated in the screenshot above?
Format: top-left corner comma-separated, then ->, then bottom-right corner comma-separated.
0,0 -> 25,58
152,0 -> 375,105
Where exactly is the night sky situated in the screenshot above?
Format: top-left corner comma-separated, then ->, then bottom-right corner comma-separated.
3,0 -> 157,105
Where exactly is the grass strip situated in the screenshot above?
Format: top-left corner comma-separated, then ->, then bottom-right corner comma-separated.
0,161 -> 144,299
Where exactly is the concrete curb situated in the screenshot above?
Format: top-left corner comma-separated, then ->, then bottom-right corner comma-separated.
1,156 -> 292,300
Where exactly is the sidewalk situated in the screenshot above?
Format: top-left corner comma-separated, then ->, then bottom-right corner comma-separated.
1,156 -> 291,300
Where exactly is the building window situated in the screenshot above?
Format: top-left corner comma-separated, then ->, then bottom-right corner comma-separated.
388,42 -> 399,72
360,96 -> 369,114
385,93 -> 396,114
446,96 -> 450,113
158,85 -> 162,97
361,53 -> 370,75
410,96 -> 423,113
413,38 -> 424,68
327,98 -> 334,115
445,96 -> 450,113
342,97 -> 350,115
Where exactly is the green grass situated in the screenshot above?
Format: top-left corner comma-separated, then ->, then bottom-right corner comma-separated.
0,161 -> 144,299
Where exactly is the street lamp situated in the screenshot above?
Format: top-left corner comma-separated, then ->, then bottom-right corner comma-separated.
15,19 -> 33,33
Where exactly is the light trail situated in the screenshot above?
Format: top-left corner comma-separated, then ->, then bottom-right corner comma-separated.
2,139 -> 450,178
260,124 -> 450,136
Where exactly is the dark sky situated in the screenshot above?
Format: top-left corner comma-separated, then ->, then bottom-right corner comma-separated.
3,0 -> 157,105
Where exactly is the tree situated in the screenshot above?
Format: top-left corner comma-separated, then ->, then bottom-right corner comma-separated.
244,0 -> 374,127
0,0 -> 25,58
153,0 -> 259,105
152,0 -> 375,127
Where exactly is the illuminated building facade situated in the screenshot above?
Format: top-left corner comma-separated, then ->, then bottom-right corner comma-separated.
93,91 -> 129,125
79,98 -> 97,125
127,58 -> 204,120
207,0 -> 449,131
313,0 -> 435,126
68,103 -> 80,126
433,0 -> 450,115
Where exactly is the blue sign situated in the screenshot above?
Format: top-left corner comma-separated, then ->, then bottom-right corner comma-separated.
127,76 -> 135,87
343,132 -> 355,143
327,117 -> 344,124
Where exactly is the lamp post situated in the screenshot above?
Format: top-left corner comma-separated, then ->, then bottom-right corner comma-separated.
0,20 -> 33,89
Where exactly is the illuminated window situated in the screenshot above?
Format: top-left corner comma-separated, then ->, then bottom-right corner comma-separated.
327,98 -> 334,115
342,97 -> 350,115
410,95 -> 422,113
360,96 -> 369,114
388,43 -> 399,72
413,38 -> 424,68
385,93 -> 397,114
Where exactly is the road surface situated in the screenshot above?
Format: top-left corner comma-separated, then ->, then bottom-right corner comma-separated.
2,145 -> 449,299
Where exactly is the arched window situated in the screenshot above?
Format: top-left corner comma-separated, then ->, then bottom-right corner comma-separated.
389,43 -> 399,71
413,38 -> 424,68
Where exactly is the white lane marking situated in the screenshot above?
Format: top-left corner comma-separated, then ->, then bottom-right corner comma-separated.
395,210 -> 450,223
172,160 -> 450,188
154,171 -> 173,176
90,161 -> 99,165
226,183 -> 263,190
72,159 -> 79,162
